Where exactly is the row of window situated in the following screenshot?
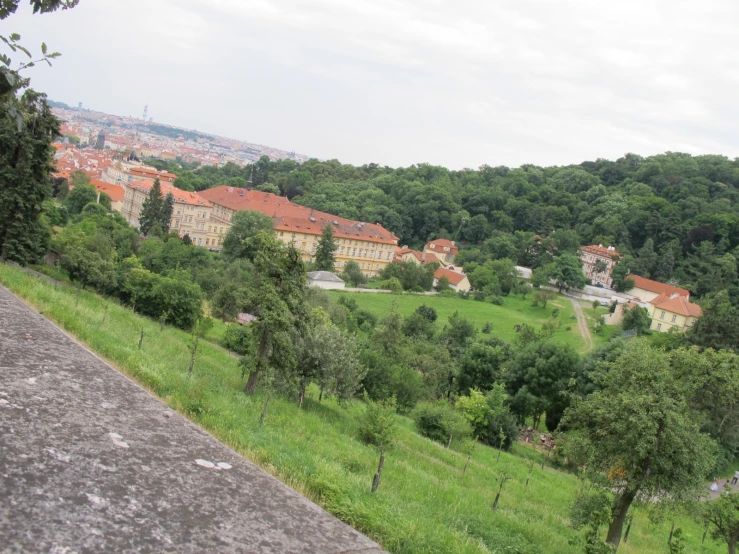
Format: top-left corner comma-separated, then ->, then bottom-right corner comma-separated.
659,310 -> 678,323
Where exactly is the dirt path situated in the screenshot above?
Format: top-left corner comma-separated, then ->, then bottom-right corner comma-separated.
571,298 -> 594,353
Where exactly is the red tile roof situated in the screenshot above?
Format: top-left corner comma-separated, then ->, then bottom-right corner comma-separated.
434,267 -> 467,286
650,293 -> 702,317
628,274 -> 689,298
127,168 -> 177,182
579,244 -> 621,258
426,239 -> 458,255
198,186 -> 398,245
395,248 -> 440,264
90,179 -> 125,202
126,180 -> 210,208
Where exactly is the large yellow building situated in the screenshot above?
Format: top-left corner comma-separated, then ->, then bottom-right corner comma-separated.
626,274 -> 702,332
121,180 -> 223,247
198,186 -> 399,276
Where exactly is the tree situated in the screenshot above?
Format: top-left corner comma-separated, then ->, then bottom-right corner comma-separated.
69,169 -> 89,188
411,401 -> 471,447
314,223 -> 337,271
457,341 -> 510,394
161,192 -> 174,233
359,396 -> 397,493
139,178 -> 165,236
562,343 -> 716,550
531,289 -> 556,309
221,209 -> 275,261
621,305 -> 651,334
435,275 -> 450,292
703,492 -> 739,554
0,90 -> 57,264
611,264 -> 635,292
342,260 -> 367,287
687,291 -> 739,352
547,254 -> 586,292
415,304 -> 437,323
64,184 -> 98,215
506,341 -> 579,430
441,311 -> 476,359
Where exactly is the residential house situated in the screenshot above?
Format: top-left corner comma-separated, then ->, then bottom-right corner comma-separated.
307,271 -> 345,290
394,247 -> 441,266
121,180 -> 216,246
198,186 -> 399,277
579,244 -> 621,287
648,293 -> 702,333
424,239 -> 458,264
433,267 -> 471,292
627,274 -> 690,303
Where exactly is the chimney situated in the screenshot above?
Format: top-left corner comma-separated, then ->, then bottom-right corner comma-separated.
670,293 -> 679,299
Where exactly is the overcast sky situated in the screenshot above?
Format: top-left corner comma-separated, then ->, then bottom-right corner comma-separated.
9,0 -> 739,168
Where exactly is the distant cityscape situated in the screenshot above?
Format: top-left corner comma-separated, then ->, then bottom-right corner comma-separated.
50,101 -> 311,168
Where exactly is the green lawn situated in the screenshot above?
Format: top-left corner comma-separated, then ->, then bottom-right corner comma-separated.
331,291 -> 593,351
0,263 -> 722,554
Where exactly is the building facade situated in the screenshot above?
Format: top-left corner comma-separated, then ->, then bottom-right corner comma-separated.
424,239 -> 458,264
648,293 -> 702,333
198,186 -> 399,276
579,244 -> 621,287
627,274 -> 690,303
433,267 -> 471,292
121,180 -> 217,246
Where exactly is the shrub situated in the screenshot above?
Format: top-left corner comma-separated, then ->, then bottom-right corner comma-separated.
490,296 -> 504,306
223,325 -> 251,355
480,410 -> 518,451
355,309 -> 378,328
482,322 -> 492,334
412,401 -> 472,445
414,304 -> 437,323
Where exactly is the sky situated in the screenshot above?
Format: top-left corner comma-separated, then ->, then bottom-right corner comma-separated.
8,0 -> 739,169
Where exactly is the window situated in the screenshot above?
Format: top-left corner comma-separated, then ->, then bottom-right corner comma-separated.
206,239 -> 210,245
671,314 -> 677,323
660,311 -> 665,320
657,323 -> 662,331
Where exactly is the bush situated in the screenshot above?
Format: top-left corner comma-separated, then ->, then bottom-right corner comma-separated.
482,322 -> 492,334
480,410 -> 518,451
222,325 -> 251,355
382,277 -> 403,294
412,401 -> 472,445
355,309 -> 378,328
473,290 -> 486,302
125,268 -> 203,329
415,304 -> 437,323
489,296 -> 504,306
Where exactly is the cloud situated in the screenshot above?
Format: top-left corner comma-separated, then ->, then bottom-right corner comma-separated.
6,0 -> 739,168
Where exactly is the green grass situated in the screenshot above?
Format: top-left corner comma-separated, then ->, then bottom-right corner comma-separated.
331,291 -> 593,351
0,264 -> 724,554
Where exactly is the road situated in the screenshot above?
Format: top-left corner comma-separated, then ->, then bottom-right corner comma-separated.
570,298 -> 594,353
0,284 -> 384,554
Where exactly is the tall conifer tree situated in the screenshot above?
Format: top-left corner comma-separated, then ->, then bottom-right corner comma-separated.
314,223 -> 337,271
139,178 -> 164,236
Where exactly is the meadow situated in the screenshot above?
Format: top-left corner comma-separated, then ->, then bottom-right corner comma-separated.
329,290 -> 618,352
0,264 -> 722,554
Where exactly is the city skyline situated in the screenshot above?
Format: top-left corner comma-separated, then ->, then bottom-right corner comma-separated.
9,0 -> 739,169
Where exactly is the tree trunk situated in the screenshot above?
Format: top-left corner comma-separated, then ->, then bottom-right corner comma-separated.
667,521 -> 675,543
139,328 -> 144,350
259,396 -> 269,427
463,454 -> 470,475
447,433 -> 453,449
319,385 -> 324,403
701,521 -> 708,543
371,450 -> 384,493
525,473 -> 531,488
298,382 -> 306,409
188,337 -> 198,376
728,537 -> 736,554
75,281 -> 82,306
102,303 -> 108,324
244,370 -> 260,395
623,513 -> 633,543
492,491 -> 501,510
605,490 -> 637,550
497,446 -> 502,463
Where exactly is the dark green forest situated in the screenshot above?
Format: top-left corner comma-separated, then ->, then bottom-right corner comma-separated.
165,153 -> 739,305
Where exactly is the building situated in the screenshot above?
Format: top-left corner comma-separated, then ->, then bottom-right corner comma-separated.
90,179 -> 125,213
648,293 -> 702,333
579,244 -> 621,288
121,180 -> 217,247
198,186 -> 399,277
424,239 -> 458,264
394,247 -> 441,266
307,271 -> 345,290
627,274 -> 690,303
433,267 -> 471,292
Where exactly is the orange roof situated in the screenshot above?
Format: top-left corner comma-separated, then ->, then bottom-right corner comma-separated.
127,168 -> 177,182
434,267 -> 467,286
628,275 -> 689,298
198,186 -> 398,245
650,293 -> 702,317
426,239 -> 459,255
125,180 -> 211,208
90,179 -> 125,202
395,248 -> 440,264
579,244 -> 621,258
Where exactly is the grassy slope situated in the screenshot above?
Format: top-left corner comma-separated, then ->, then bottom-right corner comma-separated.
0,264 -> 721,554
329,291 -> 619,351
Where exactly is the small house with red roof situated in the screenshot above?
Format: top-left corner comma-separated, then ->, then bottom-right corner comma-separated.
627,274 -> 690,303
90,179 -> 125,212
648,292 -> 702,333
433,267 -> 471,292
424,239 -> 458,264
